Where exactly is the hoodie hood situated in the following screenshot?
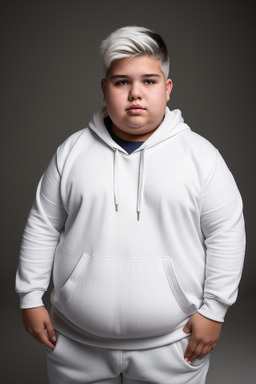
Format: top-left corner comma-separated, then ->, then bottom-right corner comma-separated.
88,106 -> 190,153
88,106 -> 190,220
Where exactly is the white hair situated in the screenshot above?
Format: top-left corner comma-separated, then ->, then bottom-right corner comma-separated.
100,26 -> 170,79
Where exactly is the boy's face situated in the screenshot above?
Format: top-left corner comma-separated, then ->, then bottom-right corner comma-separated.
101,55 -> 173,141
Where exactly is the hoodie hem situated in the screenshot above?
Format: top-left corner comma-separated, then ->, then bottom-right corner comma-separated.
51,306 -> 191,350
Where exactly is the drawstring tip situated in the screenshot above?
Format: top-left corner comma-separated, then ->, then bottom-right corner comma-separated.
137,212 -> 141,221
115,204 -> 119,212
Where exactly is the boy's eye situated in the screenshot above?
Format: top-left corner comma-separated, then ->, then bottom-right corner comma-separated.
115,80 -> 128,86
144,79 -> 156,85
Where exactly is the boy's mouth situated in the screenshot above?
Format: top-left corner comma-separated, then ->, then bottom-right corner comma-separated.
127,104 -> 146,113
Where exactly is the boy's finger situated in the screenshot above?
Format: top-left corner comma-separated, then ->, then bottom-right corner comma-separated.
189,343 -> 203,362
198,345 -> 211,360
183,318 -> 192,334
184,338 -> 197,361
40,331 -> 56,349
45,321 -> 56,343
32,328 -> 55,349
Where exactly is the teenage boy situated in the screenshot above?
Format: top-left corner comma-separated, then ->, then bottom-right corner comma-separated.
16,26 -> 245,384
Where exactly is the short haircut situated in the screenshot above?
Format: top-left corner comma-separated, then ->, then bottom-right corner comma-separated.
100,26 -> 170,79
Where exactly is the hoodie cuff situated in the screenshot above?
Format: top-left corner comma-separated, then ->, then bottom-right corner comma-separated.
197,297 -> 229,323
18,291 -> 45,309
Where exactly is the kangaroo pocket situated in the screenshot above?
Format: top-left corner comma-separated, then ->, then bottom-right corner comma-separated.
54,253 -> 195,339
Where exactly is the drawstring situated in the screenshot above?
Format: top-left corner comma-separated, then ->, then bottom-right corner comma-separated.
113,148 -> 119,211
113,147 -> 146,221
137,148 -> 146,221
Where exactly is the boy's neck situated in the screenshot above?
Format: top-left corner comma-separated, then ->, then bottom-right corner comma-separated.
110,122 -> 157,142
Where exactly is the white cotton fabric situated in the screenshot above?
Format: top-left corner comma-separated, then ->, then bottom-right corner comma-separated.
16,107 -> 245,349
46,332 -> 210,384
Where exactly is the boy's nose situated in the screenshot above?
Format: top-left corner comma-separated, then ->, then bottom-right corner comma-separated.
128,84 -> 142,100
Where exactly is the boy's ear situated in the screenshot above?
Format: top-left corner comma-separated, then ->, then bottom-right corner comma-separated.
101,79 -> 106,99
165,79 -> 173,102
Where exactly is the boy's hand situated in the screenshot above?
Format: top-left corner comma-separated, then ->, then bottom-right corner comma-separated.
183,312 -> 222,364
22,306 -> 56,350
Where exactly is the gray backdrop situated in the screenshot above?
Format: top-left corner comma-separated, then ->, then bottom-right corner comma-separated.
1,0 -> 255,383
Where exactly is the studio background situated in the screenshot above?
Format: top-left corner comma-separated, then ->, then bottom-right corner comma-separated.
1,1 -> 255,383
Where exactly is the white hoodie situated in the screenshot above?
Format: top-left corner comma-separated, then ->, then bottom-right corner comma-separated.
16,107 -> 245,349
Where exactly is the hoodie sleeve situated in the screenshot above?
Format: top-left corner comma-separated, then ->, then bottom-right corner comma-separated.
15,149 -> 67,309
197,151 -> 245,322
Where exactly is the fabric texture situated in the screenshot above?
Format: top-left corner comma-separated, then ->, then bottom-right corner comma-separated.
46,332 -> 210,384
16,106 -> 245,349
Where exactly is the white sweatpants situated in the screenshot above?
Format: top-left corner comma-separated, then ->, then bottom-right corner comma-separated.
46,332 -> 210,384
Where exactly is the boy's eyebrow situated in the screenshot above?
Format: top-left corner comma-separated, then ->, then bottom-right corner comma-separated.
110,74 -> 161,80
110,75 -> 130,79
142,74 -> 161,78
